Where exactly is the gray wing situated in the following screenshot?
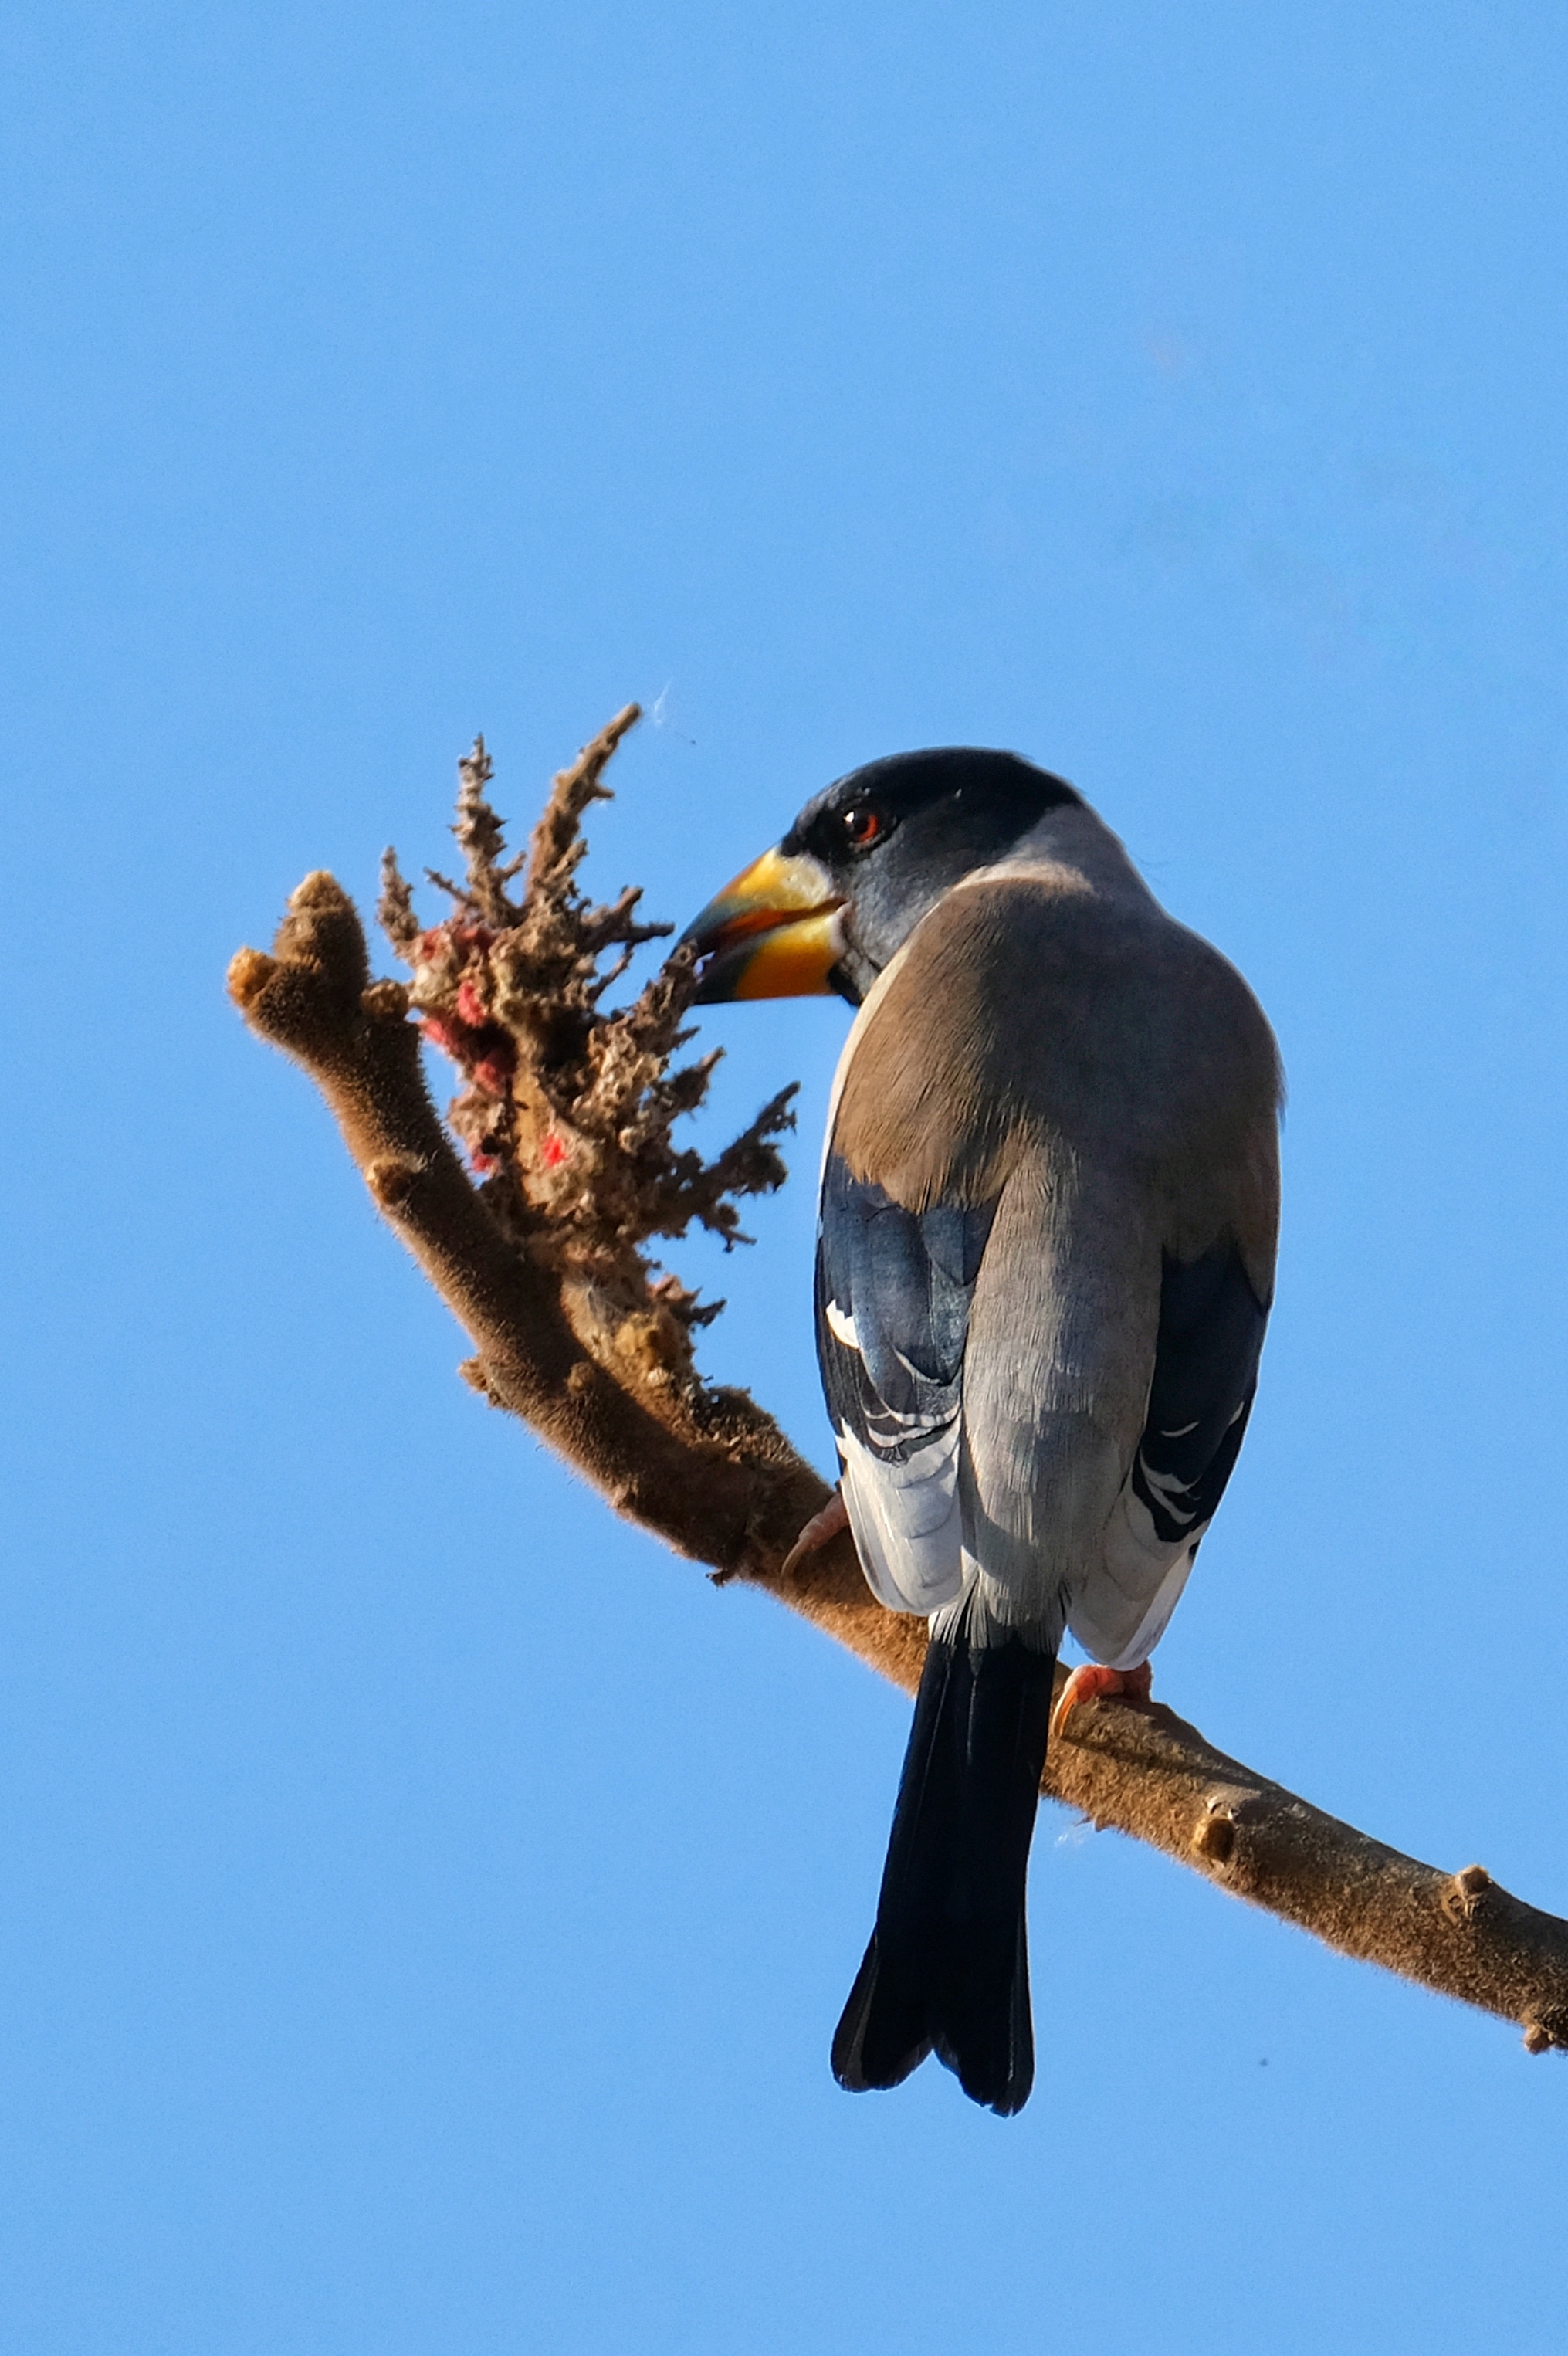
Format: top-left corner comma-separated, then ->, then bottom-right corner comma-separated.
1079,1240 -> 1269,1666
817,1160 -> 1268,1646
814,1151 -> 997,1615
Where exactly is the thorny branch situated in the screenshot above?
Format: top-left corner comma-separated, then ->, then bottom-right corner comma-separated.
229,706 -> 1568,2061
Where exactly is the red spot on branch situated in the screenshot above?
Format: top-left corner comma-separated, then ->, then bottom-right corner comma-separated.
471,1051 -> 515,1096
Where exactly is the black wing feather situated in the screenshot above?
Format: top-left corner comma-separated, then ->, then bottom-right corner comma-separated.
1131,1243 -> 1269,1548
814,1150 -> 996,1467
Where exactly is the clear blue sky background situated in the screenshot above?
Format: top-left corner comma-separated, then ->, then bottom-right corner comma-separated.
5,3 -> 1567,2349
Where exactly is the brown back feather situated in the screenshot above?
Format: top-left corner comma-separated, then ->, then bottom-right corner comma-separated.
831,878 -> 1282,1299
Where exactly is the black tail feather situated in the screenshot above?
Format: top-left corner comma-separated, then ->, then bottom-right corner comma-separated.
831,1623 -> 1056,2116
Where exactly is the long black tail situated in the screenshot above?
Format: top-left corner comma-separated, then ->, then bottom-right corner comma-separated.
831,1623 -> 1056,2116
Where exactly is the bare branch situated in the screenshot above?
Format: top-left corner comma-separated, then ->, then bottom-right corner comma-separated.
229,710 -> 1568,2059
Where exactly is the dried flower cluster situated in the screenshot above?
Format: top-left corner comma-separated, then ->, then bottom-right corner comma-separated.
374,707 -> 797,1402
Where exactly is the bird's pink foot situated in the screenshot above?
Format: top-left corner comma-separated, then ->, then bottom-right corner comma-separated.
781,1487 -> 850,1578
1051,1659 -> 1153,1742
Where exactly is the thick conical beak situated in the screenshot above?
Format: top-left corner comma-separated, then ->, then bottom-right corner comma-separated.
679,846 -> 845,1002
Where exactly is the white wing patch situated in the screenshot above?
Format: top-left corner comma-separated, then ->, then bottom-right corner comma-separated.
824,1300 -> 860,1351
837,1421 -> 965,1616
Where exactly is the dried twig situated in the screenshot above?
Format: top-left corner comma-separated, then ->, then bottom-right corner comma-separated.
229,707 -> 1568,2059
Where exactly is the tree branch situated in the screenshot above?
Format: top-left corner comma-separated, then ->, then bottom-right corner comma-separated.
228,708 -> 1568,2059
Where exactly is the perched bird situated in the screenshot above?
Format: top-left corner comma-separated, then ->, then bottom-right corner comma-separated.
681,749 -> 1281,2115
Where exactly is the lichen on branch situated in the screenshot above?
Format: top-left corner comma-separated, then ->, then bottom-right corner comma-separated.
378,708 -> 798,1401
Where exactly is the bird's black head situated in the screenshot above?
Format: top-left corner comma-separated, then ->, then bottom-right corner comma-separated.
782,749 -> 1080,997
681,747 -> 1080,1003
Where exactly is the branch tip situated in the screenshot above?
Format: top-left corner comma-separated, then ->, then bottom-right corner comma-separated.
226,946 -> 276,1011
288,870 -> 351,915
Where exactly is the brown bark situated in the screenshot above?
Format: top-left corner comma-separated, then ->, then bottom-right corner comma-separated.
229,710 -> 1568,2059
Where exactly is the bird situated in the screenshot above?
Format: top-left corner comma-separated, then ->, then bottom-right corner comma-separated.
679,748 -> 1282,2116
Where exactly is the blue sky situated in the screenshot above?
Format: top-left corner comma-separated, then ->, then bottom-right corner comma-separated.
5,2 -> 1568,2348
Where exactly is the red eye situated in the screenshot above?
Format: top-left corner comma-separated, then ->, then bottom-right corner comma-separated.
844,804 -> 883,849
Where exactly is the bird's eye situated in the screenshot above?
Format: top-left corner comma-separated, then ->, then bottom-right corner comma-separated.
842,804 -> 883,850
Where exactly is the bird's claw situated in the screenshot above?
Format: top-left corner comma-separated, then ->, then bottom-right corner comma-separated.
781,1487 -> 850,1579
1050,1659 -> 1154,1744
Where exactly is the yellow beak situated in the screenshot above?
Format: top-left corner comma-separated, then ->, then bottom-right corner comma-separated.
679,846 -> 845,1002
